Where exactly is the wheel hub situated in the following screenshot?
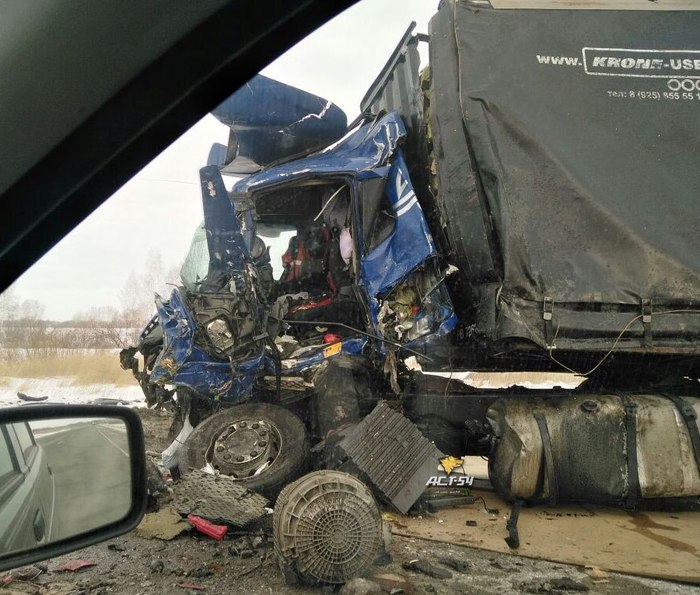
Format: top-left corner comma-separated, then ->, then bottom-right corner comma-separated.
209,419 -> 277,478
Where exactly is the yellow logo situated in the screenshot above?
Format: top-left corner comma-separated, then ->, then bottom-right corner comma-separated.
439,455 -> 464,476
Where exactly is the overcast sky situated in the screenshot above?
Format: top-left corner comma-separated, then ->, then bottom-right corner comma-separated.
7,0 -> 438,320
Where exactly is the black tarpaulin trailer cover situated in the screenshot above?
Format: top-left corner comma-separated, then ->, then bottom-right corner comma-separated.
429,1 -> 700,353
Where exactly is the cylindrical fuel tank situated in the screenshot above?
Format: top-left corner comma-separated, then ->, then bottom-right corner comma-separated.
487,394 -> 700,504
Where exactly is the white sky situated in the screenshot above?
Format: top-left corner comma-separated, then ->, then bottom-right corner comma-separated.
7,0 -> 438,320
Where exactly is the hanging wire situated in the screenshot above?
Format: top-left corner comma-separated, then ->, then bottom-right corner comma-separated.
548,308 -> 700,377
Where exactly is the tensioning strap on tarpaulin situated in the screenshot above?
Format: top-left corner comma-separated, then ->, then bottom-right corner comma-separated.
534,411 -> 558,506
664,393 -> 700,475
621,394 -> 641,509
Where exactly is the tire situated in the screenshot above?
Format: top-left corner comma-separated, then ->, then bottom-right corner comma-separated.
180,403 -> 310,498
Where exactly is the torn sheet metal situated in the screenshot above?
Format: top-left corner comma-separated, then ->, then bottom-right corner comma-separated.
360,150 -> 435,297
211,74 -> 347,174
149,288 -> 263,402
275,336 -> 366,375
172,471 -> 269,527
404,357 -> 586,390
329,401 -> 443,514
371,259 -> 457,349
198,164 -> 251,291
233,112 -> 406,194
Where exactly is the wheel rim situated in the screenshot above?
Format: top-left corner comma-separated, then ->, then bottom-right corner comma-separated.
206,418 -> 281,479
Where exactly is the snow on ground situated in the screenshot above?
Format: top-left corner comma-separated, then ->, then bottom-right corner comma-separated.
0,376 -> 146,408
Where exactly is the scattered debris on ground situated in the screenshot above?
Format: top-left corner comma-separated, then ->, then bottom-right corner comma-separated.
171,471 -> 269,527
53,559 -> 97,572
402,558 -> 453,579
8,406 -> 700,595
136,506 -> 190,540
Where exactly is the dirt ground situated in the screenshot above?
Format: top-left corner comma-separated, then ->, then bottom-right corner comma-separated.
3,408 -> 700,595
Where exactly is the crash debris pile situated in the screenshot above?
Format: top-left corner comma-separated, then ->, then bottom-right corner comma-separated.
118,1 -> 700,589
137,468 -> 270,541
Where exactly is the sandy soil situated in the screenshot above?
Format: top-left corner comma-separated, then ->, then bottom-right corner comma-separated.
2,408 -> 700,595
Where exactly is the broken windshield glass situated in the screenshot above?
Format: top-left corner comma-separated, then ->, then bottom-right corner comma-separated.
180,223 -> 209,293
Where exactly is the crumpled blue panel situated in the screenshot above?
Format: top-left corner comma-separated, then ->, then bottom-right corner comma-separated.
211,74 -> 348,174
233,113 -> 406,193
360,150 -> 436,297
150,288 -> 262,402
199,165 -> 253,293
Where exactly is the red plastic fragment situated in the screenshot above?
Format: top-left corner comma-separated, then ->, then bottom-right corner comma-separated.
55,559 -> 97,572
187,514 -> 227,541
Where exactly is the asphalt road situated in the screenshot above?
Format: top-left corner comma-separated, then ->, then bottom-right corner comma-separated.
35,421 -> 131,542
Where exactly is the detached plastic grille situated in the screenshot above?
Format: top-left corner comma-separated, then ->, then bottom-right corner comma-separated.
274,470 -> 381,585
172,471 -> 269,526
333,400 -> 443,513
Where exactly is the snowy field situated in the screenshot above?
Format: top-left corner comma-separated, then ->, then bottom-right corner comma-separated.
0,377 -> 145,408
0,348 -> 146,408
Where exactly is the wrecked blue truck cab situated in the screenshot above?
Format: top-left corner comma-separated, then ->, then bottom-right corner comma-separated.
122,5 -> 700,513
135,111 -> 456,409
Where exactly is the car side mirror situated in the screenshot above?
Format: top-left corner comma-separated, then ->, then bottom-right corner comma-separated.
0,405 -> 147,571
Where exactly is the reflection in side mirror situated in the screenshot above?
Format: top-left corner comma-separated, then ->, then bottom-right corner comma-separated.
0,406 -> 146,571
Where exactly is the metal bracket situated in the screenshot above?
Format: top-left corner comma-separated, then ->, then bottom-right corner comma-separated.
543,297 -> 554,347
664,394 -> 700,476
641,298 -> 652,348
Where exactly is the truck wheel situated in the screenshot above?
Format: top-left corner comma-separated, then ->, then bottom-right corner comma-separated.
180,403 -> 310,498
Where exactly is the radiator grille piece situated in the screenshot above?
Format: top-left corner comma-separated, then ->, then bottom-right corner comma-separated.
172,471 -> 269,527
333,400 -> 443,513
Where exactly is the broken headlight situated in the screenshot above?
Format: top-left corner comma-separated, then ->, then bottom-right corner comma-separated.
206,318 -> 235,353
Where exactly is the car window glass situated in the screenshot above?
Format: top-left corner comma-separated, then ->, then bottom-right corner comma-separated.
0,430 -> 17,480
365,192 -> 396,254
12,423 -> 34,460
180,222 -> 209,293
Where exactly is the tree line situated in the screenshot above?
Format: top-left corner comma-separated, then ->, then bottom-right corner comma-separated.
0,250 -> 179,352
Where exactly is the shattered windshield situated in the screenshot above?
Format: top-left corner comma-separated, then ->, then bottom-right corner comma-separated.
180,222 -> 209,293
